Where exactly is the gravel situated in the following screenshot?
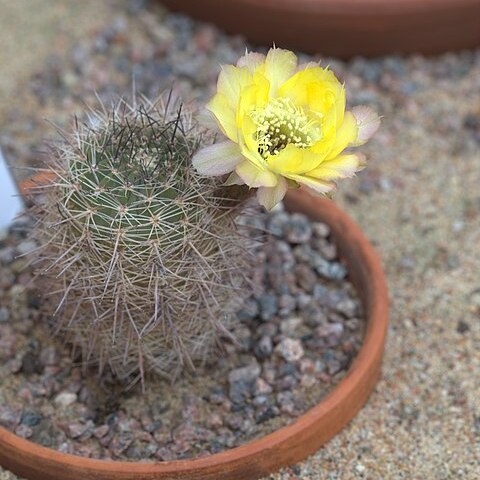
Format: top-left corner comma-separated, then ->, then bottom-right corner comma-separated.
0,208 -> 364,461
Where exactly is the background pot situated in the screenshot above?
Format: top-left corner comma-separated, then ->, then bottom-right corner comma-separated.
0,183 -> 388,480
159,0 -> 480,57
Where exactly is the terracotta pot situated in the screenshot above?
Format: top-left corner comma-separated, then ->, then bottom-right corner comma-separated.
0,179 -> 388,480
160,0 -> 480,57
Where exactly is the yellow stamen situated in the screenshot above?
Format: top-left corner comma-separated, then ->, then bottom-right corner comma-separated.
250,97 -> 319,159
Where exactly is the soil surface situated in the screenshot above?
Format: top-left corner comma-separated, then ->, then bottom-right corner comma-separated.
0,209 -> 364,461
1,0 -> 479,478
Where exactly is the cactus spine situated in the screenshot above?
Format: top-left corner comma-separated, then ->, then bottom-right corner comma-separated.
33,96 -> 251,385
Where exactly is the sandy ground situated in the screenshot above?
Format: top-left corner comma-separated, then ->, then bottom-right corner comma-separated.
0,0 -> 110,118
0,1 -> 479,479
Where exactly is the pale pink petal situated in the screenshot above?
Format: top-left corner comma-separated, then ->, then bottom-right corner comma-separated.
197,108 -> 221,131
351,106 -> 381,144
256,177 -> 288,211
237,50 -> 266,73
236,160 -> 278,188
224,171 -> 246,186
192,141 -> 244,176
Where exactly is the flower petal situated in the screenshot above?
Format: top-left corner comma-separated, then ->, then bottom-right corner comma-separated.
268,145 -> 322,175
264,47 -> 297,97
307,153 -> 363,181
256,176 -> 288,210
237,50 -> 266,73
286,173 -> 336,195
217,65 -> 252,109
192,141 -> 244,176
351,106 -> 381,144
197,108 -> 221,131
207,93 -> 238,142
236,160 -> 278,188
324,111 -> 358,160
224,171 -> 246,186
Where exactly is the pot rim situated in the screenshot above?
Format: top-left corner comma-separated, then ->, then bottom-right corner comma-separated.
160,0 -> 480,57
0,180 -> 389,480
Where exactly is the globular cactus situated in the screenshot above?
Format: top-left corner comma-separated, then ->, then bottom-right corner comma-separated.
32,96 -> 252,386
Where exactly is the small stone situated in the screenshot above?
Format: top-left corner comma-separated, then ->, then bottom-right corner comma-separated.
0,406 -> 22,429
295,264 -> 316,292
316,323 -> 344,346
208,391 -> 226,406
355,463 -> 366,474
299,358 -> 315,374
15,424 -> 33,439
278,293 -> 296,316
225,413 -> 243,431
20,351 -> 42,374
16,240 -> 38,256
254,335 -> 273,359
335,298 -> 358,318
254,377 -> 273,396
312,222 -> 330,238
0,307 -> 9,322
54,392 -> 78,408
300,374 -> 317,388
255,406 -> 279,424
233,326 -> 252,351
110,432 -> 134,457
276,338 -> 304,362
284,214 -> 312,244
296,293 -> 312,309
313,238 -> 337,261
228,363 -> 261,404
280,317 -> 303,337
39,346 -> 60,367
66,421 -> 93,439
0,325 -> 16,360
93,425 -> 110,439
313,257 -> 347,281
207,413 -> 223,429
277,391 -> 296,416
252,395 -> 269,407
267,212 -> 290,237
236,297 -> 259,320
0,246 -> 15,264
456,320 -> 470,334
258,292 -> 278,321
276,374 -> 298,391
21,410 -> 43,427
155,447 -> 176,461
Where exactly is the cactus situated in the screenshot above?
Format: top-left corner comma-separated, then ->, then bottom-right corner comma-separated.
32,96 -> 252,386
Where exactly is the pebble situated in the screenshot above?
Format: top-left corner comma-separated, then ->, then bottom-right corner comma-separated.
54,392 -> 78,408
228,363 -> 261,404
0,307 -> 10,322
258,292 -> 278,321
21,410 -> 43,427
284,214 -> 312,244
254,335 -> 273,359
280,317 -> 303,337
276,338 -> 305,362
67,421 -> 94,439
16,240 -> 38,256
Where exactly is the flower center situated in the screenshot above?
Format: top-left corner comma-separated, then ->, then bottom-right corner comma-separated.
251,98 -> 318,160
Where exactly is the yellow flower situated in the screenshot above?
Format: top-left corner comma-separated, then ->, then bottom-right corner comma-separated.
193,47 -> 380,210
